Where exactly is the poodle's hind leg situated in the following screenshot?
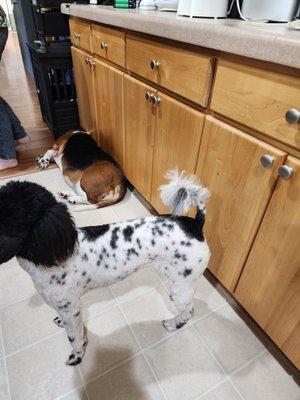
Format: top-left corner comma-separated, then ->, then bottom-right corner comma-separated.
162,271 -> 197,332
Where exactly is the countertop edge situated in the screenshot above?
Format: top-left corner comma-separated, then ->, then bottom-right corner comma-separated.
61,4 -> 300,69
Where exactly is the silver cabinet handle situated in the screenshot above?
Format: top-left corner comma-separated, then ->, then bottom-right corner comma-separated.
285,108 -> 300,124
278,165 -> 293,180
145,92 -> 151,101
85,57 -> 90,65
151,95 -> 161,106
77,33 -> 81,39
260,155 -> 274,168
100,41 -> 108,50
90,60 -> 96,68
150,59 -> 160,70
74,32 -> 78,39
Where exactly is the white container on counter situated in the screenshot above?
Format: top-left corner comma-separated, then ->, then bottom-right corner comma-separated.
178,0 -> 229,18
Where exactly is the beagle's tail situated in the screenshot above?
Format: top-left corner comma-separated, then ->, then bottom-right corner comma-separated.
159,169 -> 210,216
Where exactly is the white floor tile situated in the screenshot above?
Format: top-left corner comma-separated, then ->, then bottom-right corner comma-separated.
198,380 -> 243,400
110,268 -> 161,304
111,190 -> 151,220
231,351 -> 300,400
0,294 -> 58,355
192,276 -> 229,321
194,305 -> 265,374
0,258 -> 36,308
58,387 -> 88,400
0,359 -> 9,400
145,326 -> 225,400
6,333 -> 82,400
86,354 -> 164,400
79,306 -> 140,382
121,285 -> 178,349
81,286 -> 117,321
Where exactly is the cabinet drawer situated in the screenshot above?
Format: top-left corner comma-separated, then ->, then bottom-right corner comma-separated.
69,18 -> 91,53
92,24 -> 125,67
211,60 -> 300,150
126,35 -> 214,107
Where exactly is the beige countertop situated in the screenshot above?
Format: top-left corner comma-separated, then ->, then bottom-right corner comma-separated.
61,4 -> 300,69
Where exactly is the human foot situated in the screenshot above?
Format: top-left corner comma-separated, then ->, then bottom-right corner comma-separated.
0,158 -> 18,171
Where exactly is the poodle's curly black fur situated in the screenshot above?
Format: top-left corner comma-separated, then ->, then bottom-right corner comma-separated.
0,181 -> 77,267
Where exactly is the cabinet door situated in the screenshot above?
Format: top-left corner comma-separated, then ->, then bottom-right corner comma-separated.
124,75 -> 156,201
195,116 -> 286,292
71,46 -> 97,138
235,156 -> 300,369
94,59 -> 124,167
151,93 -> 205,213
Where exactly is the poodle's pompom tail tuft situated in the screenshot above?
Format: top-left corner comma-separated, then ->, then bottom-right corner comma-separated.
159,169 -> 210,216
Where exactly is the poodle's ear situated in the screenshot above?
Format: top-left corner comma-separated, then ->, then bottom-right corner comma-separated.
0,235 -> 23,265
19,202 -> 78,267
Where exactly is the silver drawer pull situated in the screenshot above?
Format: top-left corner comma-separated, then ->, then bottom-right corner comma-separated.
85,57 -> 90,65
151,95 -> 161,106
278,165 -> 293,180
260,155 -> 274,168
150,59 -> 160,71
145,92 -> 151,101
100,41 -> 108,50
285,108 -> 300,124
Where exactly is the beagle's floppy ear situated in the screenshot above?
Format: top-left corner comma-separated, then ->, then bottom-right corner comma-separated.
0,235 -> 23,265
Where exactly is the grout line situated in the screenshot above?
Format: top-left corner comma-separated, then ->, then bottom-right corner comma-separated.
0,320 -> 12,400
141,352 -> 169,400
115,295 -> 170,400
194,376 -> 230,400
77,367 -> 91,400
82,352 -> 141,386
5,329 -> 63,359
227,377 -> 246,400
53,384 -> 87,400
0,293 -> 37,311
110,276 -> 164,306
228,348 -> 267,377
190,324 -> 229,376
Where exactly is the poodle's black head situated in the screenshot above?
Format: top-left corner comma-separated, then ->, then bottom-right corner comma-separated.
0,181 -> 77,267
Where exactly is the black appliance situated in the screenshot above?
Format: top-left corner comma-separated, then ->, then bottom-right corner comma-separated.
26,0 -> 80,137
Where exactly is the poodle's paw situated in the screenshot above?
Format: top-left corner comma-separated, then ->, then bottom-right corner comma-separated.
65,339 -> 87,366
37,156 -> 50,170
162,318 -> 187,333
53,316 -> 64,328
65,351 -> 83,366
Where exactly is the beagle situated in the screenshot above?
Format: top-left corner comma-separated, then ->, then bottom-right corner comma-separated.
37,130 -> 126,210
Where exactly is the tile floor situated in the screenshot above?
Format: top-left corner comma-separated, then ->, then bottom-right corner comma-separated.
0,169 -> 299,400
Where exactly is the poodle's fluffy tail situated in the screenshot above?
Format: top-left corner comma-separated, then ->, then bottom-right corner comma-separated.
159,169 -> 210,216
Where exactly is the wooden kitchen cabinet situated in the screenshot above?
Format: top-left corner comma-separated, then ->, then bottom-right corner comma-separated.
151,93 -> 205,213
195,116 -> 287,292
211,60 -> 300,151
94,59 -> 124,167
69,18 -> 92,53
235,156 -> 300,369
71,46 -> 97,138
123,75 -> 156,201
126,35 -> 214,107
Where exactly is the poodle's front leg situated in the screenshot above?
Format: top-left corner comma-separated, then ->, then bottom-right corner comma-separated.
36,149 -> 57,170
56,302 -> 87,366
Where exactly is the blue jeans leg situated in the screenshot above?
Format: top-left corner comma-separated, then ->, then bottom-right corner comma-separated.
0,97 -> 27,140
0,99 -> 16,159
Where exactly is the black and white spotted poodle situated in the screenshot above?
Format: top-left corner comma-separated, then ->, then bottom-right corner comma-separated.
0,170 -> 210,366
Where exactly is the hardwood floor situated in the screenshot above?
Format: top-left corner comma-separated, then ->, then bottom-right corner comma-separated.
0,32 -> 54,179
